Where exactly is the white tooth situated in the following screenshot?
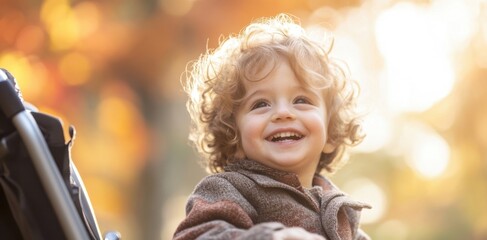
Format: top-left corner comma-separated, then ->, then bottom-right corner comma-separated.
272,131 -> 301,139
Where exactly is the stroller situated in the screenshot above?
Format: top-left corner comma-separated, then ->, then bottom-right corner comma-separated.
0,68 -> 120,240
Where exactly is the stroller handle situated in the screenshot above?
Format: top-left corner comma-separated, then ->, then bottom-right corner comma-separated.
0,69 -> 25,119
1,69 -> 91,240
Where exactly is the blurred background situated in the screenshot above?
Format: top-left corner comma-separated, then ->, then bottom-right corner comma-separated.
1,0 -> 487,239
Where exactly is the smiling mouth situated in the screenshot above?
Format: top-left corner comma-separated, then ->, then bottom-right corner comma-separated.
267,131 -> 304,142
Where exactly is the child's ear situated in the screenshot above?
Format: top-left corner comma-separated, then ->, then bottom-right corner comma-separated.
323,142 -> 335,154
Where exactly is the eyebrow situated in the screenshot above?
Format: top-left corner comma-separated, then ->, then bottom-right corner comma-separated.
242,85 -> 322,104
244,89 -> 266,100
240,89 -> 266,107
300,87 -> 322,100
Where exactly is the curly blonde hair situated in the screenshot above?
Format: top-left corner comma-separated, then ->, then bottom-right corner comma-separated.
183,13 -> 364,174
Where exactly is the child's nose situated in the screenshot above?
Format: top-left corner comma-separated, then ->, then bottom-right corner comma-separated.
271,103 -> 296,122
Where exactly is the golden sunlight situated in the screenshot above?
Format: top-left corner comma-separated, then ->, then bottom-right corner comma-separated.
375,2 -> 455,113
404,121 -> 450,178
41,0 -> 80,51
354,111 -> 392,153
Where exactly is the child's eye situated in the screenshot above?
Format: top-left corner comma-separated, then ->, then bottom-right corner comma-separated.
251,100 -> 270,110
294,96 -> 312,105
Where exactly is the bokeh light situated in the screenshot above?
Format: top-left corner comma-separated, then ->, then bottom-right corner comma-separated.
353,111 -> 392,153
404,122 -> 451,178
343,178 -> 387,224
0,52 -> 48,101
41,0 -> 81,51
375,2 -> 456,113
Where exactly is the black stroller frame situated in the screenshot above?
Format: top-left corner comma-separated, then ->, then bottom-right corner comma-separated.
0,69 -> 119,240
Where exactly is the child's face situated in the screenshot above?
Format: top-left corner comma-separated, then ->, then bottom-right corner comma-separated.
236,57 -> 334,179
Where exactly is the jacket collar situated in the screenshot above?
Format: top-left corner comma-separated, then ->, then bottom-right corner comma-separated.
224,159 -> 335,192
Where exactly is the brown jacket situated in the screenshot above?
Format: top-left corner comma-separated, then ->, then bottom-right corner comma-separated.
173,159 -> 371,240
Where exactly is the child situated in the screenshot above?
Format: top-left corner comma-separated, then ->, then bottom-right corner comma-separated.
174,13 -> 371,240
